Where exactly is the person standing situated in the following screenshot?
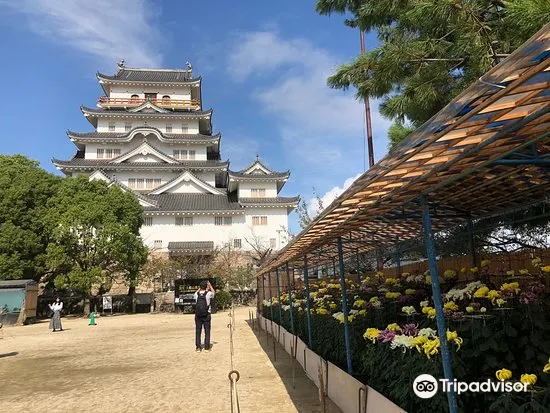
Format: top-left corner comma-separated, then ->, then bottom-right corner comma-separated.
194,280 -> 215,352
49,297 -> 63,332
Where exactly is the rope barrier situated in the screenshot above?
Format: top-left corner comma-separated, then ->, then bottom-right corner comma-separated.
227,305 -> 240,413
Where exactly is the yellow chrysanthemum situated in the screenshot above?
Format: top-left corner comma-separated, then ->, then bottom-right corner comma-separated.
411,335 -> 428,352
542,265 -> 550,273
519,269 -> 529,275
501,282 -> 520,295
369,296 -> 380,303
466,306 -> 474,313
444,302 -> 459,312
363,328 -> 380,344
496,298 -> 507,307
460,267 -> 466,273
444,269 -> 457,279
353,299 -> 366,308
405,288 -> 416,295
470,267 -> 479,273
506,270 -> 515,276
487,290 -> 501,305
496,369 -> 512,381
520,374 -> 537,386
474,286 -> 489,298
481,259 -> 490,268
329,303 -> 337,310
532,257 -> 542,266
316,308 -> 328,315
423,338 -> 440,359
358,309 -> 367,316
446,330 -> 463,350
543,358 -> 550,374
385,292 -> 401,299
387,323 -> 402,333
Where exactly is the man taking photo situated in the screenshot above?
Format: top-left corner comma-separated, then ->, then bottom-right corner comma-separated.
194,280 -> 215,352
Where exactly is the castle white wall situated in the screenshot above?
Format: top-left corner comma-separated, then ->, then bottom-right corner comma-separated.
87,171 -> 216,188
84,142 -> 208,161
140,207 -> 289,252
108,85 -> 192,101
237,181 -> 278,198
96,119 -> 200,134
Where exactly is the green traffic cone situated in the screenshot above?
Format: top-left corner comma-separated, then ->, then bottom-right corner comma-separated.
89,311 -> 96,326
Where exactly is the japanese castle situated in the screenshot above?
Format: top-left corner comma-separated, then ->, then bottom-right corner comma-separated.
53,61 -> 298,257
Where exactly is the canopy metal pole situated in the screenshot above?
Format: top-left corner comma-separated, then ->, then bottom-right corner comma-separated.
286,262 -> 295,335
395,237 -> 402,277
467,214 -> 477,268
268,271 -> 275,321
421,196 -> 458,413
304,255 -> 313,349
332,258 -> 336,277
337,237 -> 353,374
355,248 -> 361,283
275,267 -> 283,325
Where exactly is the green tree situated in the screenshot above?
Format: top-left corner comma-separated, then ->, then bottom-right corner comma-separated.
0,155 -> 61,280
44,176 -> 148,295
316,0 -> 550,148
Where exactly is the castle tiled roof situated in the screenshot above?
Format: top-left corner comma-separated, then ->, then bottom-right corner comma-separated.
167,241 -> 214,253
97,68 -> 200,84
143,193 -> 243,213
238,197 -> 300,206
81,106 -> 212,117
67,128 -> 220,144
228,170 -> 290,179
52,158 -> 229,172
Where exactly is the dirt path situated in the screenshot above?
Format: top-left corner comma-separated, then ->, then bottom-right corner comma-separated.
0,307 -> 340,413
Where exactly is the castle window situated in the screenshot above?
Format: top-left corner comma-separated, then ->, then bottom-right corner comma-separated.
182,123 -> 189,133
252,216 -> 268,226
143,217 -> 153,226
224,216 -> 232,226
189,150 -> 196,160
125,122 -> 132,132
166,124 -> 173,133
162,95 -> 171,103
154,240 -> 162,249
175,217 -> 184,226
96,149 -> 104,159
108,122 -> 116,132
234,239 -> 242,248
270,238 -> 277,249
173,149 -> 187,160
130,94 -> 139,101
251,188 -> 266,198
184,216 -> 193,226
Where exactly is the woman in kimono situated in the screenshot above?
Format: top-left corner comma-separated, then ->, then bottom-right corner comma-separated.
49,297 -> 63,332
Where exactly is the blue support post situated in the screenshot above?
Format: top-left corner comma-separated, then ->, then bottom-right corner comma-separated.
275,267 -> 283,325
304,255 -> 313,349
268,271 -> 275,322
395,237 -> 401,277
337,237 -> 353,374
286,262 -> 295,335
261,274 -> 266,309
466,215 -> 477,269
421,196 -> 458,413
355,248 -> 361,283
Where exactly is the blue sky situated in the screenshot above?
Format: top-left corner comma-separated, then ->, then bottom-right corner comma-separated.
0,0 -> 391,233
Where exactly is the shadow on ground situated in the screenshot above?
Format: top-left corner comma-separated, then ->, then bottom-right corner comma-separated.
0,352 -> 18,359
245,319 -> 341,413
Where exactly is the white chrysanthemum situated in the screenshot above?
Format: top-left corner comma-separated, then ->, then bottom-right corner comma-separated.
418,328 -> 437,338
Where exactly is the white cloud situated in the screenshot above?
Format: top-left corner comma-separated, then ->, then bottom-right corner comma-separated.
0,0 -> 162,67
226,30 -> 392,171
306,173 -> 362,219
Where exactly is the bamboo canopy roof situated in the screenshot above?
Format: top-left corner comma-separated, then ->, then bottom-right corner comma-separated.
259,25 -> 550,275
